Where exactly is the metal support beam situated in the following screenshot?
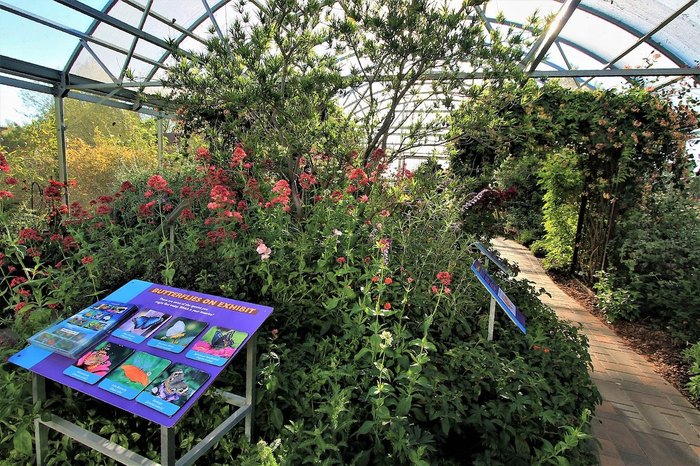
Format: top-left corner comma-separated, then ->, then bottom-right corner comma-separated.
53,0 -> 179,55
121,0 -> 208,45
202,0 -> 225,40
522,0 -> 581,72
54,96 -> 68,188
0,2 -> 166,71
157,116 -> 164,168
579,0 -> 698,87
120,0 -> 155,82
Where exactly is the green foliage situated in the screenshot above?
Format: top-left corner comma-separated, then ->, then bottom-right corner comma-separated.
0,148 -> 600,464
532,149 -> 583,271
683,342 -> 700,401
494,154 -> 544,244
592,271 -> 638,323
610,182 -> 700,340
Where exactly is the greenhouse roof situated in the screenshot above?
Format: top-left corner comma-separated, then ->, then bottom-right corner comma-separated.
1,0 -> 699,119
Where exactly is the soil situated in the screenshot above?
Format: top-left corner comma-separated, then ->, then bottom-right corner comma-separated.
547,270 -> 700,411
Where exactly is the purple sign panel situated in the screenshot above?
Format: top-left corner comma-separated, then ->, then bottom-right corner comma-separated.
9,280 -> 273,427
471,259 -> 526,334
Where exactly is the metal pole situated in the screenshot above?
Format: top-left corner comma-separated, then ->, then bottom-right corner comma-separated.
32,374 -> 48,466
245,337 -> 257,441
157,116 -> 164,169
487,296 -> 496,341
55,95 -> 69,204
160,426 -> 175,466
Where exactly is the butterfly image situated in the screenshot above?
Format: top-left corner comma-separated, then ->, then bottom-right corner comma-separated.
132,314 -> 166,331
211,329 -> 236,349
152,370 -> 189,402
165,320 -> 187,343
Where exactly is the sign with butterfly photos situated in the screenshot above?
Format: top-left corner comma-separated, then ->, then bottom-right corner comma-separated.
10,280 -> 273,428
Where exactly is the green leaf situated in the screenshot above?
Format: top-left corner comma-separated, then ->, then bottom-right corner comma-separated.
556,457 -> 571,466
13,428 -> 33,456
270,407 -> 284,430
355,420 -> 374,435
324,297 -> 339,310
396,395 -> 411,416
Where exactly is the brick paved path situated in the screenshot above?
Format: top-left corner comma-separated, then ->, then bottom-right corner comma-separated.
492,238 -> 700,465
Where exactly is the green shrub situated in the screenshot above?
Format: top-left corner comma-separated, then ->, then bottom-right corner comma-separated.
593,271 -> 639,323
531,149 -> 582,271
611,184 -> 700,340
684,342 -> 700,401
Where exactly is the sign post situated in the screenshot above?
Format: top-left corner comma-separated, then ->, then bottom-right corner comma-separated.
471,256 -> 526,339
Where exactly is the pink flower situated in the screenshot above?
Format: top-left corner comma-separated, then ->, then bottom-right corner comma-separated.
256,241 -> 272,260
380,209 -> 390,217
81,256 -> 93,265
336,256 -> 346,265
0,190 -> 14,199
144,190 -> 153,198
358,195 -> 369,203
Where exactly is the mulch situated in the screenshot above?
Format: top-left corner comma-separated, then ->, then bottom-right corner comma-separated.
547,271 -> 700,411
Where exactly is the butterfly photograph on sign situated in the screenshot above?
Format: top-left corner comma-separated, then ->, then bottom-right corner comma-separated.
112,309 -> 171,344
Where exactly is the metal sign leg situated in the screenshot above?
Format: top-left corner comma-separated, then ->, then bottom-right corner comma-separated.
245,337 -> 257,441
161,426 -> 175,466
32,374 -> 48,466
487,296 -> 496,341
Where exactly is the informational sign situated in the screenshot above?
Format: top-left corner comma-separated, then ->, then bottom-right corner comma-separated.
9,280 -> 273,427
471,259 -> 526,334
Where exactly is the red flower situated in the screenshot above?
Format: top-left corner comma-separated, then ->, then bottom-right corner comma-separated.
43,181 -> 63,200
179,208 -> 195,222
147,174 -> 168,192
18,288 -> 31,297
10,276 -> 27,288
384,277 -> 393,285
380,209 -> 390,217
436,271 -> 451,286
196,146 -> 210,161
97,195 -> 114,204
408,277 -> 414,283
383,302 -> 392,310
96,205 -> 112,216
62,236 -> 78,250
14,301 -> 26,312
67,178 -> 77,188
0,190 -> 14,199
298,172 -> 317,190
358,195 -> 369,203
138,200 -> 157,217
0,151 -> 10,173
230,145 -> 247,168
372,276 -> 379,283
444,287 -> 451,295
18,228 -> 42,243
81,256 -> 93,265
5,176 -> 18,185
431,285 -> 438,294
336,257 -> 346,265
119,181 -> 135,193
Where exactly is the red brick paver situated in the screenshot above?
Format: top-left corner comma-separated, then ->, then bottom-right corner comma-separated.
492,238 -> 700,465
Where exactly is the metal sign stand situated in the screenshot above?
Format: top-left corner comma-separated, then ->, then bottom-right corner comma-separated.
32,338 -> 257,466
470,242 -> 513,342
